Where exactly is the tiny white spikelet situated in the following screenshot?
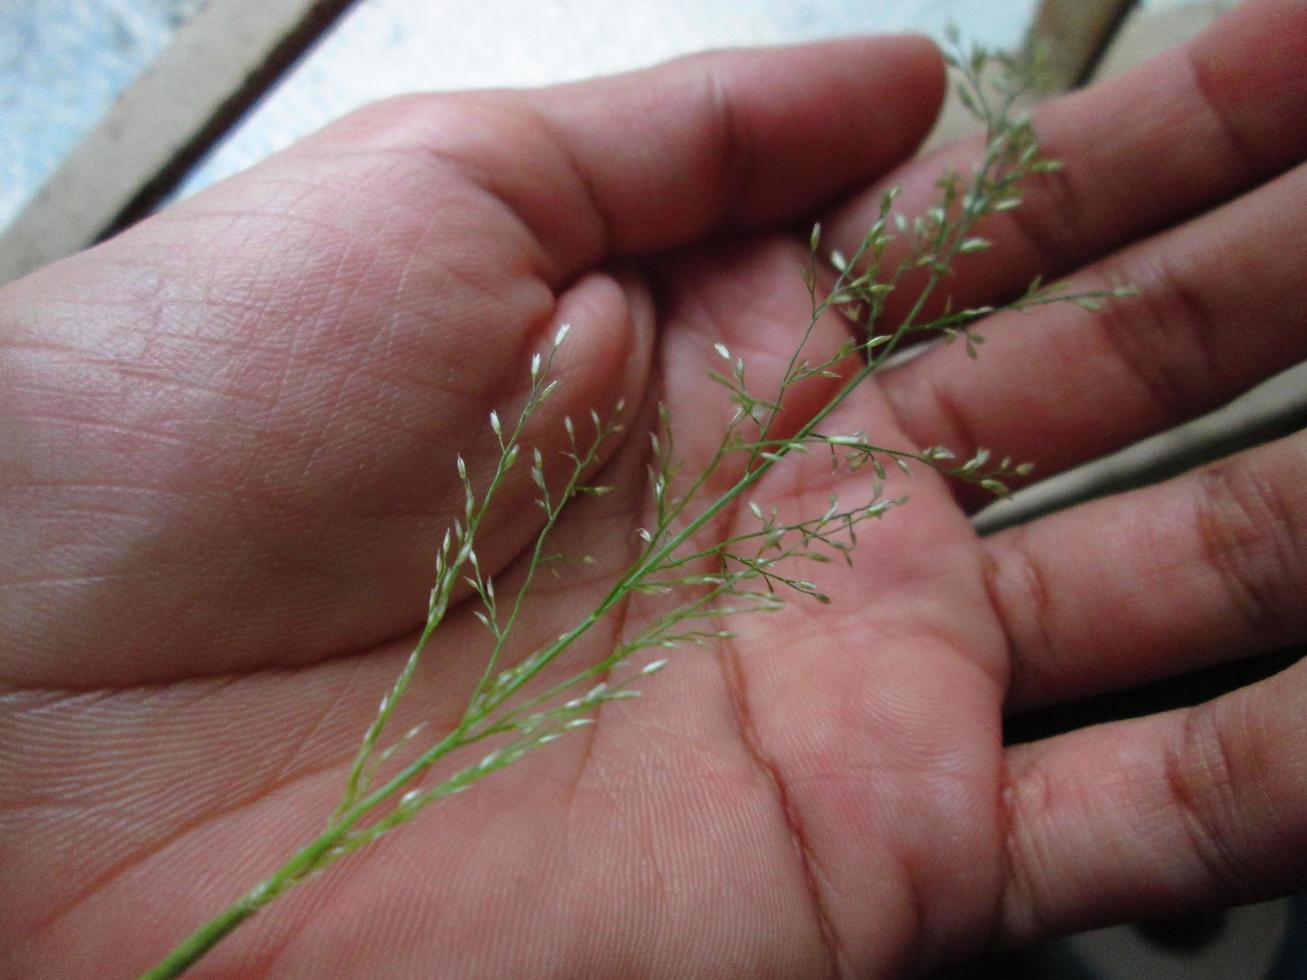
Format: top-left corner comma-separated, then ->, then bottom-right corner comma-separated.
714,342 -> 731,361
554,323 -> 571,347
640,658 -> 669,676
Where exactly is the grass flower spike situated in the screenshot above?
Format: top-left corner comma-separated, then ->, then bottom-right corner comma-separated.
142,42 -> 1133,979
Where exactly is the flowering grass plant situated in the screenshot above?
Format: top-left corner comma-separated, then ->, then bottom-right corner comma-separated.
142,42 -> 1132,978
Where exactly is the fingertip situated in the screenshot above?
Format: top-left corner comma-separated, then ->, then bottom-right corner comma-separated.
544,270 -> 654,432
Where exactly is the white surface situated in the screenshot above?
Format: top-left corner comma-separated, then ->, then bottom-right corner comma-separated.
0,0 -> 206,230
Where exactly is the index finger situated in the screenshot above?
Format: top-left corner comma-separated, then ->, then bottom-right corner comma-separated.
523,36 -> 946,277
307,35 -> 946,288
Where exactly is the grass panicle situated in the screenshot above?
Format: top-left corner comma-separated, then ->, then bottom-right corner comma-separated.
141,42 -> 1134,979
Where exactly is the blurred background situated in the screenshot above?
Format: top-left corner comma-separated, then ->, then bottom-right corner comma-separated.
2,1 -> 1302,976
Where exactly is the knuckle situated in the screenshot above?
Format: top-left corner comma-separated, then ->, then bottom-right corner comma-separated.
1001,160 -> 1083,271
995,756 -> 1060,944
1192,454 -> 1305,639
1095,247 -> 1224,425
1162,704 -> 1260,898
986,536 -> 1058,706
693,56 -> 753,226
1184,44 -> 1263,180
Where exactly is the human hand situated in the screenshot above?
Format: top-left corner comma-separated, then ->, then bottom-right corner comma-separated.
2,1 -> 1305,976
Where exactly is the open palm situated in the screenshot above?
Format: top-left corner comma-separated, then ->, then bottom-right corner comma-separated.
4,4 -> 1307,977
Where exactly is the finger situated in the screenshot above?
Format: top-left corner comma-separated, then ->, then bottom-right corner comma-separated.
825,0 -> 1307,324
306,35 -> 945,286
507,36 -> 943,277
996,655 -> 1307,945
879,160 -> 1307,507
982,431 -> 1307,712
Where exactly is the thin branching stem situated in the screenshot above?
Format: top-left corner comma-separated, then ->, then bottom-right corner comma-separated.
141,42 -> 1138,979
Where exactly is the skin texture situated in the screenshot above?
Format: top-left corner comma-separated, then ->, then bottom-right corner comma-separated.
2,2 -> 1306,976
